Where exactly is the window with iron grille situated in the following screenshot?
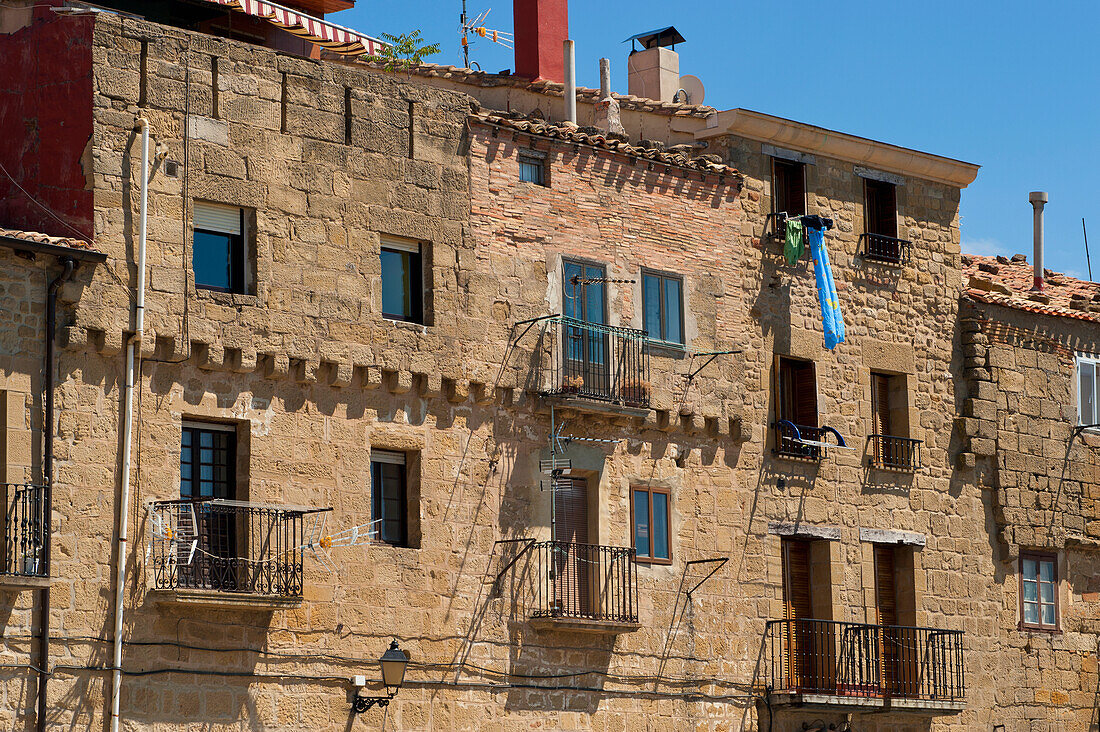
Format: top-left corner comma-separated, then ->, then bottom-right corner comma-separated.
371,450 -> 408,547
642,271 -> 684,345
864,179 -> 898,238
193,201 -> 248,294
631,486 -> 670,563
1019,552 -> 1058,631
518,153 -> 546,186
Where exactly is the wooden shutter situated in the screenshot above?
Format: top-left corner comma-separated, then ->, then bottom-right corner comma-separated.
875,545 -> 898,626
871,373 -> 893,437
793,361 -> 817,427
554,477 -> 589,545
865,180 -> 897,238
783,539 -> 814,620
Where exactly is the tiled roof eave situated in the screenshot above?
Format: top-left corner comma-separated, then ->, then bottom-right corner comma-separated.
965,289 -> 1100,323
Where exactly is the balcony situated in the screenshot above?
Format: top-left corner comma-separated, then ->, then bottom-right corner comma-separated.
773,422 -> 848,461
0,483 -> 48,587
763,619 -> 964,714
868,435 -> 922,471
147,498 -> 330,607
529,540 -> 639,633
524,315 -> 651,412
859,233 -> 912,265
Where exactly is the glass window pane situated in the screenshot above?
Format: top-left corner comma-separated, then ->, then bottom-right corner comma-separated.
519,159 -> 543,184
563,261 -> 583,319
652,492 -> 669,560
1040,581 -> 1055,603
193,230 -> 232,290
1040,559 -> 1055,583
1022,579 -> 1038,602
1023,601 -> 1039,624
1041,603 -> 1056,626
585,266 -> 605,325
1022,558 -> 1037,580
643,274 -> 661,340
663,278 -> 682,344
1081,360 -> 1095,424
633,489 -> 650,557
381,249 -> 412,319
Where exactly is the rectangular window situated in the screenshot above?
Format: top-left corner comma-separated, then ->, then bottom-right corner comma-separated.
631,486 -> 670,563
371,450 -> 408,546
772,158 -> 806,217
864,179 -> 898,238
870,371 -> 918,470
777,357 -> 818,428
1077,354 -> 1099,427
518,154 -> 546,186
181,422 -> 236,499
380,236 -> 424,324
642,271 -> 684,345
193,202 -> 246,293
1020,552 -> 1058,631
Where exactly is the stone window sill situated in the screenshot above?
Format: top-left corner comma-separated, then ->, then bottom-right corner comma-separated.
196,288 -> 261,307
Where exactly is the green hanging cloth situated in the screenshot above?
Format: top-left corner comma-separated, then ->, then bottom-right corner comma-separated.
784,218 -> 805,265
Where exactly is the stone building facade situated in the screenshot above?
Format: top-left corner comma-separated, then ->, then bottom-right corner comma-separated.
0,0 -> 1094,731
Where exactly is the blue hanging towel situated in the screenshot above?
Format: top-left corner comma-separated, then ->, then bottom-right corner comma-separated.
806,223 -> 846,350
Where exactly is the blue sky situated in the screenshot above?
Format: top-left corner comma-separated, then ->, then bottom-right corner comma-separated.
342,1 -> 1099,279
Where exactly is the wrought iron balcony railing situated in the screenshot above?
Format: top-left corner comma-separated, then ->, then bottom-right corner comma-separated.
869,435 -> 922,471
531,540 -> 638,624
773,421 -> 848,461
859,233 -> 912,265
518,314 -> 651,408
1,483 -> 47,578
147,498 -> 329,598
764,619 -> 964,704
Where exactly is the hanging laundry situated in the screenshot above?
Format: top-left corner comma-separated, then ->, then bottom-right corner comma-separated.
801,214 -> 834,231
806,222 -> 846,350
784,218 -> 805,265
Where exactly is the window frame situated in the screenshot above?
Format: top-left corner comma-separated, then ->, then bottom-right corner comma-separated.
518,152 -> 547,186
772,157 -> 806,217
180,421 -> 237,500
380,237 -> 425,324
630,485 -> 671,565
776,356 -> 818,428
1018,551 -> 1059,632
641,269 -> 685,346
1076,353 -> 1100,429
192,203 -> 247,294
370,450 -> 409,547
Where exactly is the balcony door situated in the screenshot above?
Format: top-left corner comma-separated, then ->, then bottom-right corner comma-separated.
552,476 -> 592,617
181,423 -> 238,591
562,260 -> 609,399
875,544 -> 918,697
782,539 -> 821,691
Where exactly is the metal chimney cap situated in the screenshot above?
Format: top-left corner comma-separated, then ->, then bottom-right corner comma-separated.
1029,191 -> 1049,204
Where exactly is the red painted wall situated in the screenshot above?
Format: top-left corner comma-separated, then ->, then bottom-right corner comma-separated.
0,7 -> 94,240
512,0 -> 568,83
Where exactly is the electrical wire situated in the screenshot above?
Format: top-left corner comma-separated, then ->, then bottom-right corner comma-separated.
0,159 -> 93,244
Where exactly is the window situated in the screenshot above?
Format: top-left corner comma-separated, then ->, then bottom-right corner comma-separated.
518,153 -> 546,186
181,422 -> 236,499
864,179 -> 898,238
193,201 -> 246,293
642,271 -> 683,345
776,357 -> 819,458
869,372 -> 918,469
631,486 -> 670,563
371,450 -> 408,546
772,158 -> 806,216
1020,552 -> 1058,631
1077,354 -> 1100,427
380,236 -> 424,324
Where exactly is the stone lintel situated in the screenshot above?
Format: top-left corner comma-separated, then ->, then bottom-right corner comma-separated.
859,527 -> 927,547
767,522 -> 841,541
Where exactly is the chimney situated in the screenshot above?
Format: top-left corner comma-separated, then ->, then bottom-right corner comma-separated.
1030,191 -> 1048,290
513,0 -> 568,82
625,26 -> 685,103
594,58 -> 625,136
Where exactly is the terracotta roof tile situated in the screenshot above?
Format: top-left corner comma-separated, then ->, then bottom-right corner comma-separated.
0,227 -> 97,252
962,253 -> 1100,322
471,112 -> 742,179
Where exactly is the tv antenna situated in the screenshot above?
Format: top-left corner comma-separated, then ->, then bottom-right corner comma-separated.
460,3 -> 513,69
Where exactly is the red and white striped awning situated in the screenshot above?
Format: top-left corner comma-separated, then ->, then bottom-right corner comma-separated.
204,0 -> 386,56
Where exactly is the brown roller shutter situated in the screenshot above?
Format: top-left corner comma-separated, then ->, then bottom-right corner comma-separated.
784,539 -> 813,620
783,539 -> 817,691
875,545 -> 898,626
871,373 -> 893,437
793,362 -> 818,427
553,477 -> 589,545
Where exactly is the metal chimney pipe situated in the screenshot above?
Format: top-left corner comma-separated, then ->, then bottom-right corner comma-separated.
563,39 -> 576,123
1030,191 -> 1048,290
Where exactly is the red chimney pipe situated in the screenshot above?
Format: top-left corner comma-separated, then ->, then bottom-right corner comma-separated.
513,0 -> 568,82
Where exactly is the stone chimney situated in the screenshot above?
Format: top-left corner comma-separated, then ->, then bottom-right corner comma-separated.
513,0 -> 568,82
625,27 -> 684,103
594,58 -> 625,137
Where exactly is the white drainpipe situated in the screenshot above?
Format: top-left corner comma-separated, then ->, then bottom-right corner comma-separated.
563,39 -> 576,123
1029,191 -> 1048,291
111,117 -> 149,732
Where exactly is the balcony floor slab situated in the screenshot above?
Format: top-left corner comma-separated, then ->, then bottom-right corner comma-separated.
529,616 -> 641,634
888,697 -> 966,714
0,574 -> 50,590
539,395 -> 650,419
148,588 -> 303,610
770,691 -> 886,711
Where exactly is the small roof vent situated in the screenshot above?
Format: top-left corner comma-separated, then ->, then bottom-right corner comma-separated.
623,26 -> 685,52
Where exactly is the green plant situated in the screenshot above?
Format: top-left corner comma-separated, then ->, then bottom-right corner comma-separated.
366,30 -> 441,72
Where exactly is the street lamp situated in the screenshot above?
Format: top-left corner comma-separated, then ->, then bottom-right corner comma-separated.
352,640 -> 409,713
